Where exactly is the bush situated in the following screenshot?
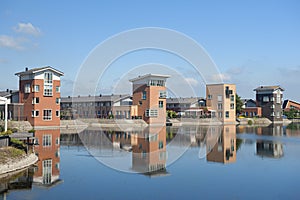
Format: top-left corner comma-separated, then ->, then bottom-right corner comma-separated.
28,129 -> 35,133
248,120 -> 253,126
11,128 -> 18,133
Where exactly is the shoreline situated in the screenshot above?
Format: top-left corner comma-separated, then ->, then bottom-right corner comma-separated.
0,153 -> 38,175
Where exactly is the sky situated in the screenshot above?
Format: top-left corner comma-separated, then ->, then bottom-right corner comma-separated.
0,0 -> 300,100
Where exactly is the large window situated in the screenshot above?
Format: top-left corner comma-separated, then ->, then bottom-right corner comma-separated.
25,83 -> 31,93
42,159 -> 52,184
276,93 -> 281,104
263,96 -> 269,102
43,110 -> 52,120
218,95 -> 223,102
218,103 -> 223,110
43,134 -> 52,146
145,109 -> 158,117
44,72 -> 53,96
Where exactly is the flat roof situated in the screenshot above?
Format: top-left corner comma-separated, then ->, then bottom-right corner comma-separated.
129,74 -> 170,82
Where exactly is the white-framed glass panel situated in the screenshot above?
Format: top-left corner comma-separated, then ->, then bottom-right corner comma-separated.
159,90 -> 167,98
43,110 -> 52,120
145,109 -> 158,117
31,110 -> 39,117
263,96 -> 269,102
32,97 -> 40,104
56,86 -> 60,93
25,83 -> 31,93
56,110 -> 60,117
42,159 -> 52,184
32,85 -> 40,92
56,98 -> 60,104
159,101 -> 163,108
217,95 -> 223,102
43,134 -> 52,146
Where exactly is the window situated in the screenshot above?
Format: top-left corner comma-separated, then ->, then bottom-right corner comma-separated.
276,94 -> 281,104
32,97 -> 39,104
56,98 -> 60,104
43,110 -> 52,120
226,111 -> 229,118
139,101 -> 142,105
44,85 -> 53,96
271,112 -> 275,117
32,110 -> 39,117
159,101 -> 163,108
218,112 -> 222,118
230,95 -> 235,102
159,141 -> 164,149
56,110 -> 60,117
208,95 -> 212,100
271,105 -> 275,109
44,72 -> 53,96
42,159 -> 52,184
276,111 -> 281,118
230,103 -> 234,109
159,90 -> 167,98
56,137 -> 60,145
263,96 -> 269,102
56,86 -> 60,93
32,85 -> 40,92
149,80 -> 165,86
142,91 -> 146,100
44,72 -> 53,84
217,95 -> 223,102
145,109 -> 158,117
25,83 -> 31,93
270,97 -> 275,102
43,135 -> 52,146
218,103 -> 223,110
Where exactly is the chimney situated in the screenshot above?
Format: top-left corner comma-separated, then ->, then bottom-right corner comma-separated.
68,96 -> 70,98
10,90 -> 12,94
6,89 -> 9,92
99,94 -> 102,97
25,67 -> 28,71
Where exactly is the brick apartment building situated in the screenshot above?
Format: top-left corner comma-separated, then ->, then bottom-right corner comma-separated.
15,67 -> 64,126
130,74 -> 170,125
283,99 -> 300,112
254,86 -> 284,123
206,84 -> 236,124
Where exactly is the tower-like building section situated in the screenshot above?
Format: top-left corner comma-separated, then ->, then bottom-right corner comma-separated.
15,66 -> 64,127
130,74 -> 170,125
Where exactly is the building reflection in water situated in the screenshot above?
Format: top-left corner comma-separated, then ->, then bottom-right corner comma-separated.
206,125 -> 236,164
131,126 -> 167,176
256,124 -> 283,158
33,128 -> 62,187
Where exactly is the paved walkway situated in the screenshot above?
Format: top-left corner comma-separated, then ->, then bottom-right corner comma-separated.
0,153 -> 38,175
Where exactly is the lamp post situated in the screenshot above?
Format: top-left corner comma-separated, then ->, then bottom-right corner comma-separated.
0,97 -> 8,132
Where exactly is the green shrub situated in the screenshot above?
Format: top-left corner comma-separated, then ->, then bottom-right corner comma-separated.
248,120 -> 253,126
11,128 -> 18,133
28,129 -> 35,133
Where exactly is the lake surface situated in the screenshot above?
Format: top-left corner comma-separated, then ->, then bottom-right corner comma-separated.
1,123 -> 300,200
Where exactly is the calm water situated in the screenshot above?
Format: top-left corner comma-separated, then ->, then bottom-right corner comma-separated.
1,123 -> 300,200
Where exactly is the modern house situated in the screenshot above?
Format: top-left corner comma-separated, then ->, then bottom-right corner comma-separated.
206,84 -> 236,124
60,94 -> 132,119
0,89 -> 24,121
282,99 -> 300,112
241,99 -> 262,117
166,97 -> 206,117
15,66 -> 64,126
129,74 -> 170,125
254,86 -> 284,123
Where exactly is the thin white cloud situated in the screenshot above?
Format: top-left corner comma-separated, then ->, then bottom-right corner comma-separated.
184,77 -> 198,87
13,22 -> 41,36
0,35 -> 26,50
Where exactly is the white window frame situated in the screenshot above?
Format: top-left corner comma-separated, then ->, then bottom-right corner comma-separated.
56,98 -> 60,105
25,83 -> 31,93
56,110 -> 60,117
145,109 -> 158,117
31,110 -> 39,117
32,85 -> 40,92
159,101 -> 163,108
217,95 -> 223,102
43,109 -> 52,120
43,134 -> 52,147
56,86 -> 60,93
32,97 -> 40,104
159,90 -> 167,98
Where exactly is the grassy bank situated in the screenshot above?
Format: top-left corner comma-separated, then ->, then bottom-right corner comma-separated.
0,146 -> 25,164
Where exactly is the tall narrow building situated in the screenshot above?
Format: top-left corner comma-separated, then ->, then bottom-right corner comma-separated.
206,84 -> 236,124
129,74 -> 170,125
15,67 -> 64,127
254,85 -> 284,123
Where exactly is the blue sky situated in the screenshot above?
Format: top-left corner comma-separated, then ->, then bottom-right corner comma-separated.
0,0 -> 300,100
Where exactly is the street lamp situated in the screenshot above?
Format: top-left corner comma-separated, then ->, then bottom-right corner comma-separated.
0,97 -> 8,132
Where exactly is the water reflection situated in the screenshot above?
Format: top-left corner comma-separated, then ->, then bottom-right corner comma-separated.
132,126 -> 167,176
206,125 -> 236,164
33,129 -> 62,187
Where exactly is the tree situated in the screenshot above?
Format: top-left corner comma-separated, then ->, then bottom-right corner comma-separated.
236,94 -> 243,115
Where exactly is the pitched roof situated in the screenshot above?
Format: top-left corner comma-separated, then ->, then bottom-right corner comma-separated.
283,99 -> 300,109
254,85 -> 284,91
0,90 -> 19,98
61,94 -> 131,103
15,66 -> 64,76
